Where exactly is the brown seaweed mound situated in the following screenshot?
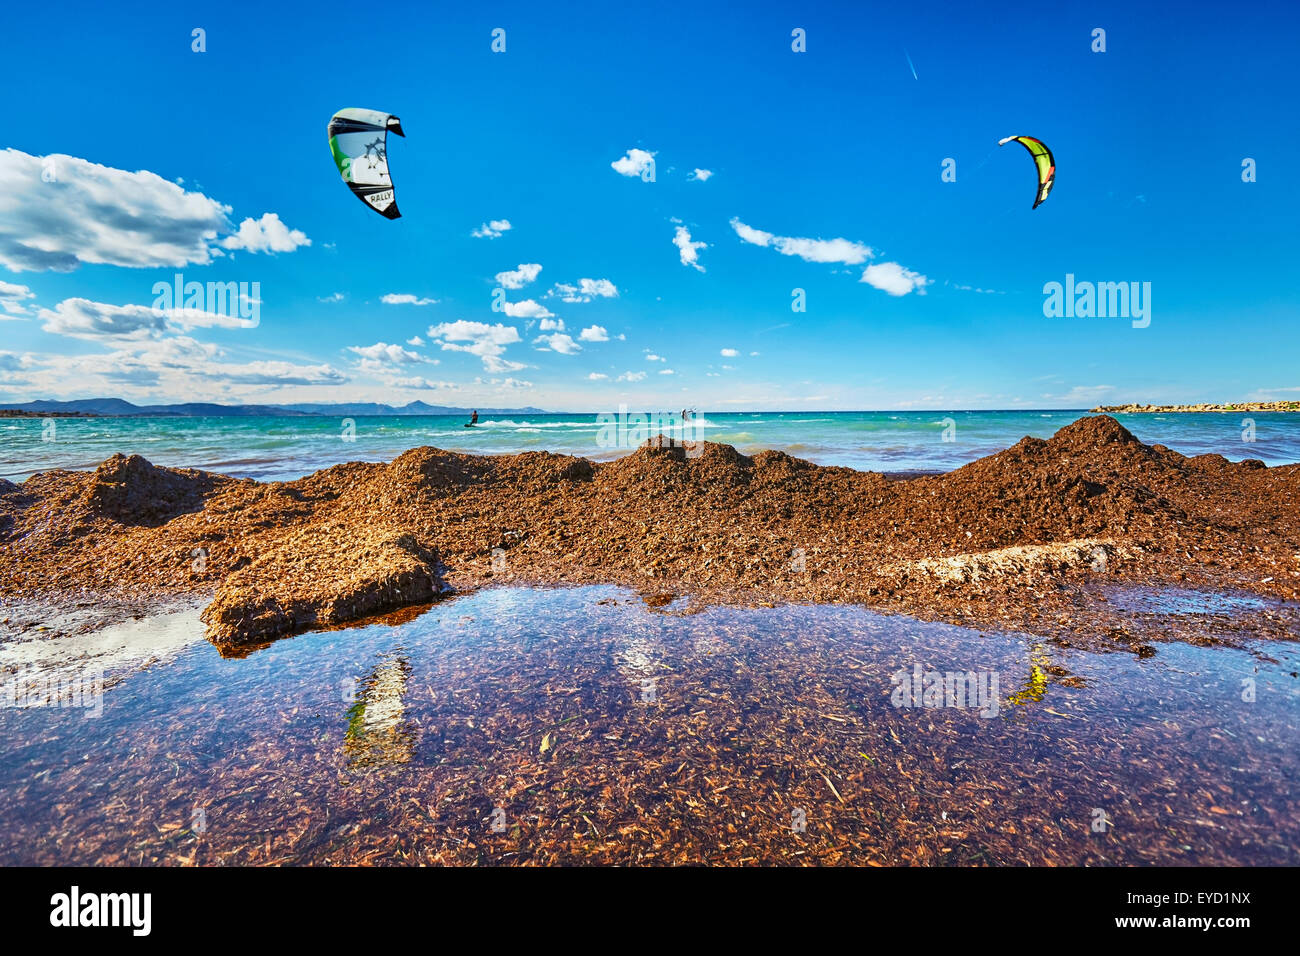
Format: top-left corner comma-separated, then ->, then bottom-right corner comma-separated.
200,529 -> 443,644
1,416 -> 1297,649
82,454 -> 232,527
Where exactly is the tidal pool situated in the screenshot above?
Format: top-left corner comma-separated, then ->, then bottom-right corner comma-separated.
0,585 -> 1296,865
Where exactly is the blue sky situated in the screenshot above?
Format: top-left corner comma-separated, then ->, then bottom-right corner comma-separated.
1,0 -> 1296,411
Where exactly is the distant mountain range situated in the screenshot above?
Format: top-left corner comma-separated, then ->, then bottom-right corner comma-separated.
0,399 -> 550,417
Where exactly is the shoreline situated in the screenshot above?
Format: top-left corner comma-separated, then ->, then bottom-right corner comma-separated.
1091,401 -> 1300,413
2,415 -> 1298,654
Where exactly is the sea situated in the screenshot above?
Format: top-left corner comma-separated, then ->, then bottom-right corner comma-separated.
3,409 -> 1298,482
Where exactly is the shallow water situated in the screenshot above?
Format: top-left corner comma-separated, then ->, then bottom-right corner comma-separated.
4,410 -> 1297,481
1103,586 -> 1272,617
0,585 -> 1296,865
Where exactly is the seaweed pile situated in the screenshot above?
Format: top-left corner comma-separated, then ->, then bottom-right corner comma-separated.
1,416 -> 1296,650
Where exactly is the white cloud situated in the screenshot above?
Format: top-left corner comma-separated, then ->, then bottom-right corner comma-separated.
39,297 -> 255,341
381,293 -> 438,306
503,299 -> 554,320
428,320 -> 525,373
538,316 -> 564,331
4,336 -> 344,394
611,148 -> 656,178
219,212 -> 310,254
673,225 -> 707,272
729,217 -> 870,264
588,372 -> 608,380
950,282 -> 1003,295
391,376 -> 458,390
645,353 -> 666,362
495,263 -> 542,289
0,149 -> 248,272
688,168 -> 713,182
347,342 -> 427,374
550,278 -> 619,303
0,280 -> 35,316
860,262 -> 931,296
317,292 -> 345,304
720,347 -> 739,357
732,216 -> 929,295
658,368 -> 675,375
534,332 -> 582,354
579,325 -> 609,342
472,219 -> 512,239
0,351 -> 36,372
406,335 -> 425,346
617,370 -> 647,382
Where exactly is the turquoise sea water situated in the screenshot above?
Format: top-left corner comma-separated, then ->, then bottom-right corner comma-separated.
2,410 -> 1298,482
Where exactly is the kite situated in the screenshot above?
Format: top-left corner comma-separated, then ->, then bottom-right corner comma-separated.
328,108 -> 405,219
997,135 -> 1055,209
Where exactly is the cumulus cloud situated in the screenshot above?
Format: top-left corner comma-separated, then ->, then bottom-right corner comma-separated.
550,278 -> 618,303
317,292 -> 345,304
219,213 -> 310,254
729,217 -> 870,264
860,262 -> 931,296
502,299 -> 554,320
611,148 -> 656,178
0,280 -> 35,316
534,332 -> 582,354
688,168 -> 713,181
495,263 -> 542,289
346,342 -> 429,374
382,293 -> 439,306
720,347 -> 739,357
472,219 -> 512,239
579,325 -> 609,342
673,225 -> 706,272
0,149 -> 310,272
617,370 -> 647,382
538,316 -> 564,331
0,150 -> 224,271
406,335 -> 425,346
428,320 -> 525,373
588,372 -> 608,380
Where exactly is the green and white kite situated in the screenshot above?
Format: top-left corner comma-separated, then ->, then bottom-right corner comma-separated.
328,108 -> 405,219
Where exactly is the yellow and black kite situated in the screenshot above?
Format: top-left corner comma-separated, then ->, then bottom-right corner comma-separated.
998,135 -> 1055,209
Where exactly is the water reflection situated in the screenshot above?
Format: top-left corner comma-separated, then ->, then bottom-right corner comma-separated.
343,653 -> 417,770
